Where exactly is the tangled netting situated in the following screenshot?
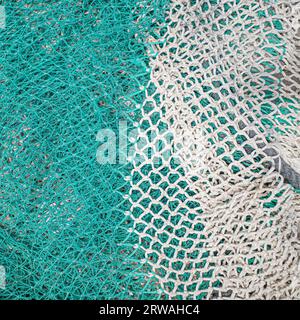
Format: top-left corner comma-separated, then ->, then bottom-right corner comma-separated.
129,0 -> 300,299
0,0 -> 169,299
1,0 -> 300,301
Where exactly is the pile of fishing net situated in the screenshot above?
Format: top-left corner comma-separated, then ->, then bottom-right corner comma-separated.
0,0 -> 299,300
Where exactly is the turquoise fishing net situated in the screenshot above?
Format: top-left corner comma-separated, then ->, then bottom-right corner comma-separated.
0,0 -> 169,299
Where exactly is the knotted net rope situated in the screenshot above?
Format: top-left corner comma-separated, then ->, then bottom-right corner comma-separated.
129,0 -> 300,299
0,0 -> 168,299
0,0 -> 299,300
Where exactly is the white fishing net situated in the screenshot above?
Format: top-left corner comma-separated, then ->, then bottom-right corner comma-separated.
129,0 -> 300,299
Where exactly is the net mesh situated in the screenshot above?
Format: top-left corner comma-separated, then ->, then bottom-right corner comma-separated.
129,0 -> 300,299
0,0 -> 299,300
0,0 -> 168,299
